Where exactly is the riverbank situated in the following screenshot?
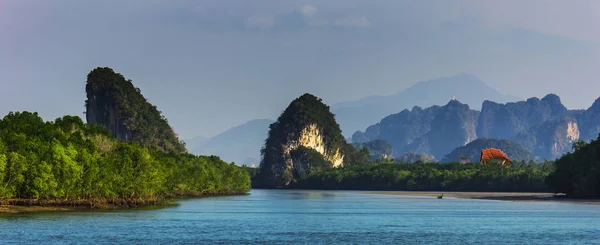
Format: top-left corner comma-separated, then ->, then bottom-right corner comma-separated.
0,192 -> 249,214
367,191 -> 600,205
0,198 -> 175,214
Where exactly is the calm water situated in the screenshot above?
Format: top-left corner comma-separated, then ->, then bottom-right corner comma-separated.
1,189 -> 600,244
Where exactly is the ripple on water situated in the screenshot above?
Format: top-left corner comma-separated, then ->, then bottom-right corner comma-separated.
1,189 -> 600,244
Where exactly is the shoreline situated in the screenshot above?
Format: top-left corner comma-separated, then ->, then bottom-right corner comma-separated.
366,191 -> 600,205
0,192 -> 249,214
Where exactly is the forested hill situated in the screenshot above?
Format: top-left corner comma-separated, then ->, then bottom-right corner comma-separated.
0,111 -> 250,204
441,138 -> 534,163
85,67 -> 186,154
257,93 -> 369,188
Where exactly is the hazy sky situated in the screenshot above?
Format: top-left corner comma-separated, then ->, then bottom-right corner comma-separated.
1,0 -> 600,138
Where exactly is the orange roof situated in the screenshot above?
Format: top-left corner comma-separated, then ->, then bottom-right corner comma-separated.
480,148 -> 510,162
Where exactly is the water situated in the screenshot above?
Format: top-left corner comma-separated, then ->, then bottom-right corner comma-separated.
1,189 -> 599,244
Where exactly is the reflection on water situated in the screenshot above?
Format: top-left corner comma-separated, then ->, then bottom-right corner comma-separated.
1,189 -> 600,244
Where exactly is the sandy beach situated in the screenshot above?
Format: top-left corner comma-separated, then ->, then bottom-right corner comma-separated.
366,191 -> 600,205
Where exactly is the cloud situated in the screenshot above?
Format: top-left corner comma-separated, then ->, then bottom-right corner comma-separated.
299,4 -> 317,17
333,16 -> 370,28
246,15 -> 275,29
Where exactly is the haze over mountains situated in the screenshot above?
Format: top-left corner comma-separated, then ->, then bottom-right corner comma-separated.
188,74 -> 522,165
188,119 -> 273,166
355,93 -> 600,161
191,71 -> 600,166
332,73 -> 520,137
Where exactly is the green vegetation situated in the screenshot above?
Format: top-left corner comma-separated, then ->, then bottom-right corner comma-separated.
343,143 -> 371,167
396,152 -> 436,163
546,135 -> 600,198
288,160 -> 553,192
441,138 -> 534,163
0,111 -> 250,206
85,67 -> 186,154
258,93 -> 350,188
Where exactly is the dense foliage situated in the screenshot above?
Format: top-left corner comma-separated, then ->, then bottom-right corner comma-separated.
396,152 -> 436,163
343,143 -> 371,167
440,138 -> 533,163
258,93 -> 348,187
288,161 -> 553,192
546,135 -> 600,198
0,112 -> 250,202
85,67 -> 186,154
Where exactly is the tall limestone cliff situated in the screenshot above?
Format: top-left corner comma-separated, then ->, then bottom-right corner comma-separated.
353,99 -> 479,159
354,93 -> 600,161
577,97 -> 600,142
477,94 -> 567,139
258,93 -> 346,188
85,67 -> 186,154
513,116 -> 581,160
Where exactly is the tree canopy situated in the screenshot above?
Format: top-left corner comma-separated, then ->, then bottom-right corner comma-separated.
546,135 -> 600,198
0,111 -> 250,203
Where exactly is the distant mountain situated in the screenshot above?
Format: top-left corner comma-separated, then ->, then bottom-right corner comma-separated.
191,119 -> 273,166
355,93 -> 600,161
184,136 -> 209,153
477,94 -> 568,139
353,99 -> 479,159
576,98 -> 600,142
351,139 -> 393,161
441,138 -> 533,163
332,73 -> 519,137
477,94 -> 588,160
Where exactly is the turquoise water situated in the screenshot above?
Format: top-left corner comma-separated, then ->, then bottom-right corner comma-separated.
1,189 -> 600,244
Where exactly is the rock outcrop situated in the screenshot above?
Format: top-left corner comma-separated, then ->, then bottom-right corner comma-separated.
353,99 -> 479,159
85,67 -> 186,154
477,94 -> 567,139
258,93 -> 347,188
354,93 -> 600,161
577,97 -> 600,142
513,116 -> 580,160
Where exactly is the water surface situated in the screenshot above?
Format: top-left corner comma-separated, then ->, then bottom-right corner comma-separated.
1,189 -> 599,244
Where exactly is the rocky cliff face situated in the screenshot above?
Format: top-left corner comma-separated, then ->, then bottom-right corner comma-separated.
353,99 -> 479,159
86,90 -> 133,142
353,93 -> 600,161
281,124 -> 344,168
577,98 -> 600,142
477,94 -> 567,139
85,67 -> 186,154
424,100 -> 479,159
258,93 -> 347,188
514,116 -> 581,160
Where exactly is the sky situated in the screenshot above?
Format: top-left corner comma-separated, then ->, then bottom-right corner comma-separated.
1,0 -> 600,139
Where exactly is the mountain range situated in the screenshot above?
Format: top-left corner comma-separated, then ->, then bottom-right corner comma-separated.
354,94 -> 600,161
185,73 -> 599,165
331,73 -> 520,137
